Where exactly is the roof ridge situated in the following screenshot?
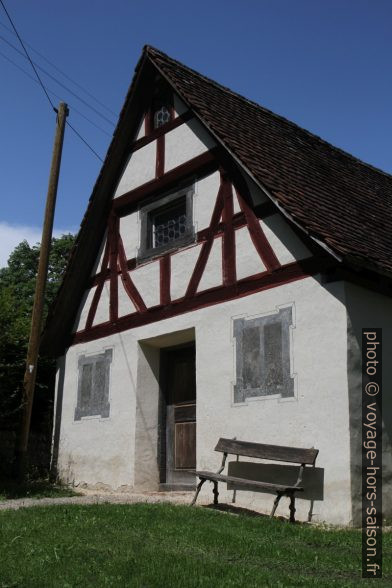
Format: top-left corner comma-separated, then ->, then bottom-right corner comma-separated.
145,45 -> 392,182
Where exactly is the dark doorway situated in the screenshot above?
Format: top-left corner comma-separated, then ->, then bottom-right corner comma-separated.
160,343 -> 196,489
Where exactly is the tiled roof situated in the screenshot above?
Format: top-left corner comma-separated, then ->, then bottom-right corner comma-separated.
146,46 -> 392,277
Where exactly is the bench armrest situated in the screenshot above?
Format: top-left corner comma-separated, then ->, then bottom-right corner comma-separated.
294,464 -> 305,487
216,452 -> 228,475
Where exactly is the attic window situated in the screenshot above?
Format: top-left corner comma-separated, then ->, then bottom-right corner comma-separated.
138,185 -> 194,261
154,105 -> 171,129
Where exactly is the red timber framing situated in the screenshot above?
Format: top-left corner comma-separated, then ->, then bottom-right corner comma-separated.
140,110 -> 192,154
74,148 -> 328,346
221,172 -> 236,286
155,134 -> 165,178
85,214 -> 147,330
159,255 -> 171,306
138,109 -> 194,183
109,213 -> 119,322
113,150 -> 219,215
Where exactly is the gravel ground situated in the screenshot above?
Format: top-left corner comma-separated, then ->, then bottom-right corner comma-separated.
1,491 -> 390,531
0,489 -> 197,511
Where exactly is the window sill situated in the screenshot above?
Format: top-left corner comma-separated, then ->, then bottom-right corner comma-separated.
137,232 -> 196,265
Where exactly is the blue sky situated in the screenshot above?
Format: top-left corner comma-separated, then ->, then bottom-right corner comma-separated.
1,0 -> 391,266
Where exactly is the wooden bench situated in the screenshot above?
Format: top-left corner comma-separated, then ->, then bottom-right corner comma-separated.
191,438 -> 319,522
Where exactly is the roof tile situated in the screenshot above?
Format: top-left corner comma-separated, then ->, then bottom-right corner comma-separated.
146,46 -> 392,276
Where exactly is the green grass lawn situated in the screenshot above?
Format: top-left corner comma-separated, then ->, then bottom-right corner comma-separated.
0,503 -> 390,587
0,480 -> 80,502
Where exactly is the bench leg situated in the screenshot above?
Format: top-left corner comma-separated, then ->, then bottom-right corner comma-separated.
213,481 -> 219,505
270,492 -> 282,518
191,478 -> 206,506
289,493 -> 296,523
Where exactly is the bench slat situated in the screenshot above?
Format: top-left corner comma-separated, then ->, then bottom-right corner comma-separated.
214,438 -> 318,465
196,471 -> 304,493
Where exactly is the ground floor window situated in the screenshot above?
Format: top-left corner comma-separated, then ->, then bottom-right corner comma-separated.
74,349 -> 112,420
233,306 -> 294,403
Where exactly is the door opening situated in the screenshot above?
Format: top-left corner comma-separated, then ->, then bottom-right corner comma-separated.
160,342 -> 196,489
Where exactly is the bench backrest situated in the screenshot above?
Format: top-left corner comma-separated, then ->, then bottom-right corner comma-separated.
214,438 -> 318,465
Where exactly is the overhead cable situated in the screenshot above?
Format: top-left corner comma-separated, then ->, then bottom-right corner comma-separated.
0,49 -> 112,137
0,19 -> 117,117
0,1 -> 105,162
0,0 -> 55,111
0,33 -> 115,127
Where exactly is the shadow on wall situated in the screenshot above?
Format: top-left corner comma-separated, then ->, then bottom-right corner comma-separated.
345,284 -> 392,526
50,355 -> 66,481
134,342 -> 161,491
228,461 -> 324,522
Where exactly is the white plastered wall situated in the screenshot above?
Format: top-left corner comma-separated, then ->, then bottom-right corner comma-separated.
54,335 -> 137,491
112,114 -> 215,200
55,274 -> 353,524
165,118 -> 215,171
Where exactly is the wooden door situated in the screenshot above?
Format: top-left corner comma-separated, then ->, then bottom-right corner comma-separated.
163,345 -> 196,486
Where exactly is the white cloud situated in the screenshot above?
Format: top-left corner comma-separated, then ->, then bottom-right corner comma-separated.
0,222 -> 76,268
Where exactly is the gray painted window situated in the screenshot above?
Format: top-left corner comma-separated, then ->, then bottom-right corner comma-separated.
74,349 -> 112,420
233,307 -> 294,403
138,185 -> 194,261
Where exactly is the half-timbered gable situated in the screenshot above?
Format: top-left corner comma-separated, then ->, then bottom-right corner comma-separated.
71,99 -> 315,346
45,47 -> 392,525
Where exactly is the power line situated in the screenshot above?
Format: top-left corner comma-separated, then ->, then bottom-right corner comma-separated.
0,49 -> 112,137
0,1 -> 105,162
66,121 -> 104,162
0,33 -> 116,127
0,0 -> 55,111
0,19 -> 117,117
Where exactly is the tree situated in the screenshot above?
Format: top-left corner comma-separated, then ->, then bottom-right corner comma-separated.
0,234 -> 75,474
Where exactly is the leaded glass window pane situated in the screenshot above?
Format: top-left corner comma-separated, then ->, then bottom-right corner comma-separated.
154,106 -> 171,128
151,198 -> 187,248
138,186 -> 194,260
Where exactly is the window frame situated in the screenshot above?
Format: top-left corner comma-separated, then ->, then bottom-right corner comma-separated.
138,184 -> 195,262
153,105 -> 172,129
145,102 -> 174,135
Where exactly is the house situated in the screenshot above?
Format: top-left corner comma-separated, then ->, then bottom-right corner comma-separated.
43,46 -> 392,525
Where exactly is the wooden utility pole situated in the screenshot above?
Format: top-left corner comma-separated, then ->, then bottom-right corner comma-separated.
17,102 -> 69,480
